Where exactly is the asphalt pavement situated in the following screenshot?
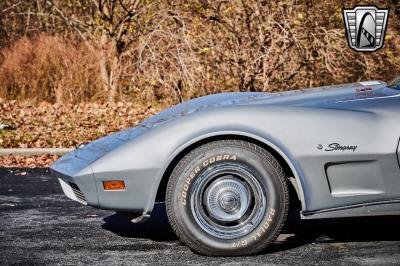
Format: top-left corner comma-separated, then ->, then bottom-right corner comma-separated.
1,168 -> 400,265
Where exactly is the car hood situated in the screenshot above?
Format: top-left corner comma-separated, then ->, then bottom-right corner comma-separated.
142,80 -> 389,126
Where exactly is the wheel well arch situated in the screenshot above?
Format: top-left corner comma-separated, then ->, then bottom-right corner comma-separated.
155,134 -> 303,209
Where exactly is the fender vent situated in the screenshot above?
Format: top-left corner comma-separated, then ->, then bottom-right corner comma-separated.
69,182 -> 87,204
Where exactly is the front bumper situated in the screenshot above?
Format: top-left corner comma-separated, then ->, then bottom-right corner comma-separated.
58,178 -> 88,205
50,126 -> 159,214
51,159 -> 100,207
50,127 -> 145,209
52,162 -> 159,215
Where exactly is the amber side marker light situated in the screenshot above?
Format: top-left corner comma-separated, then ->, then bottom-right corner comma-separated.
103,180 -> 125,190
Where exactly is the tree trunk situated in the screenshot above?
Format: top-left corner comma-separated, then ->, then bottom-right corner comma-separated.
108,54 -> 120,102
98,34 -> 119,102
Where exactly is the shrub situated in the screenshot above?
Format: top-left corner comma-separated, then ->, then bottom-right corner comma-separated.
0,34 -> 103,103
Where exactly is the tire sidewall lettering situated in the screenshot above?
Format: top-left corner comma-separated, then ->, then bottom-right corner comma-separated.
178,153 -> 279,248
168,141 -> 288,255
231,207 -> 277,248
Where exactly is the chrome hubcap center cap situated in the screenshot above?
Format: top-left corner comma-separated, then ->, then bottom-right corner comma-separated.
219,191 -> 240,214
204,178 -> 250,222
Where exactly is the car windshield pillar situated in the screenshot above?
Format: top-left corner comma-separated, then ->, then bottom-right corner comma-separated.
388,76 -> 400,90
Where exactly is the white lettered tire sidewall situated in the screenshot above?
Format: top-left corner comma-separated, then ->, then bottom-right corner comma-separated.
166,140 -> 289,256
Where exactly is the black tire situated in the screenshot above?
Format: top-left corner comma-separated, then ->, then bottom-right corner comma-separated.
166,139 -> 289,256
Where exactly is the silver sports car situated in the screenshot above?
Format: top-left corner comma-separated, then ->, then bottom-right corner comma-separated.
51,77 -> 400,256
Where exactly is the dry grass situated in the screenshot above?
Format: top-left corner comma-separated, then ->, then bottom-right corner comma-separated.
0,34 -> 103,103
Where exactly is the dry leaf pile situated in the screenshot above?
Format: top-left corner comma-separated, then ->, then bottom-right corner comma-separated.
0,154 -> 60,168
0,101 -> 160,167
0,101 -> 160,148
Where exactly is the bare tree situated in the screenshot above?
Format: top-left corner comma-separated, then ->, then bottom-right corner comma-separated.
45,0 -> 156,102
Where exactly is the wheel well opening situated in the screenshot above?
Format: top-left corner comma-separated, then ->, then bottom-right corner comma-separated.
155,135 -> 301,209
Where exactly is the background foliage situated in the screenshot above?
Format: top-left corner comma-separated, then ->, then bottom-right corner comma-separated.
1,0 -> 400,157
1,0 -> 399,105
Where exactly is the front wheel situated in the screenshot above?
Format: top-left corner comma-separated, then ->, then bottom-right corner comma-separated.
166,139 -> 289,256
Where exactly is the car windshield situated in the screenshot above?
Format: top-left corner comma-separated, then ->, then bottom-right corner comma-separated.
388,76 -> 400,90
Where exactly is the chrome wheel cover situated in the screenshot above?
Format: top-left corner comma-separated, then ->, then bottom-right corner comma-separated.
190,163 -> 266,239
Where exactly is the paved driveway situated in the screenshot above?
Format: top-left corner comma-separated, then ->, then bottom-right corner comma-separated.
1,168 -> 399,265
